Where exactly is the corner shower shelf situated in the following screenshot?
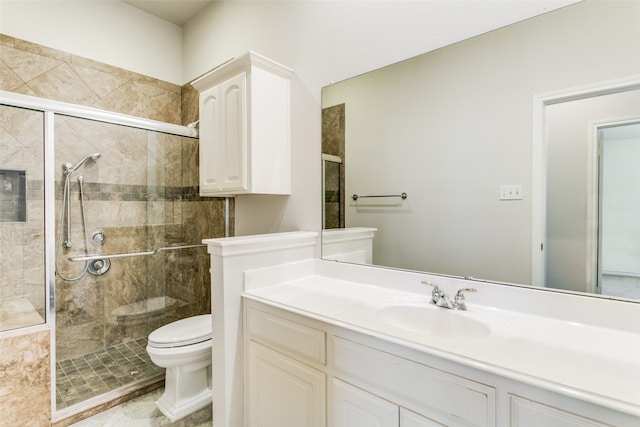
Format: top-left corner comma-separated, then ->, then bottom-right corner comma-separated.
108,296 -> 186,326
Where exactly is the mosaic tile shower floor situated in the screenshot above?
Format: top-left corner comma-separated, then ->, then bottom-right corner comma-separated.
56,337 -> 164,410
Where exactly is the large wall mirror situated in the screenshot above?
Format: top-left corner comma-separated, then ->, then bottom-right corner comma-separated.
321,0 -> 640,302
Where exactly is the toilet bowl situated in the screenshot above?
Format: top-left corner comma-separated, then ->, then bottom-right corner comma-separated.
146,314 -> 212,422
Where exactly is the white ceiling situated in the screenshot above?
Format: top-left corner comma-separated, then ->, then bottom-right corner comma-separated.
122,0 -> 214,26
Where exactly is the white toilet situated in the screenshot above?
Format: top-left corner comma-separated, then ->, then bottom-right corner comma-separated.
146,314 -> 213,422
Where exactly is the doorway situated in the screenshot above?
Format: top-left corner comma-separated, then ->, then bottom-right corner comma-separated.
532,76 -> 640,299
598,122 -> 640,298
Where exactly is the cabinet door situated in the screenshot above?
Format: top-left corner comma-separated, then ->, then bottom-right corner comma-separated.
247,341 -> 325,427
400,408 -> 446,427
510,395 -> 612,427
333,378 -> 399,427
198,82 -> 222,193
198,72 -> 247,194
219,72 -> 247,192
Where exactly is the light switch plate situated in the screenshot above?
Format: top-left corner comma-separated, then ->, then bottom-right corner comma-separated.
500,184 -> 522,200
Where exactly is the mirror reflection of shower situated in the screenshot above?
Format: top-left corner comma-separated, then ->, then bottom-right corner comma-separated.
55,152 -> 109,281
322,153 -> 344,229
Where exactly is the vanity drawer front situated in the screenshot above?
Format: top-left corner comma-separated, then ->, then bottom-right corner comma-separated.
333,337 -> 495,427
247,306 -> 326,365
510,395 -> 615,427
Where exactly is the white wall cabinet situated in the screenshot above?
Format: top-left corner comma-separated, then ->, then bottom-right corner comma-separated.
244,299 -> 638,427
191,52 -> 292,196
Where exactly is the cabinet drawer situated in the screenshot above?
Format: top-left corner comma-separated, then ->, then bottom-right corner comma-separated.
247,306 -> 326,365
510,395 -> 613,427
333,337 -> 495,427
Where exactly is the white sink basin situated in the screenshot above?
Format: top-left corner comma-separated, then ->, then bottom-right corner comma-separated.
374,303 -> 492,339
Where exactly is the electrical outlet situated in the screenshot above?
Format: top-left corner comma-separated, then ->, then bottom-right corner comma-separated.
500,185 -> 522,200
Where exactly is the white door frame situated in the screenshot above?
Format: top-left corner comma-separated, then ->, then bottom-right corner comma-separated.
531,75 -> 640,288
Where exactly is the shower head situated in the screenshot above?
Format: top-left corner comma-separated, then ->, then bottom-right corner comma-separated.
65,152 -> 101,175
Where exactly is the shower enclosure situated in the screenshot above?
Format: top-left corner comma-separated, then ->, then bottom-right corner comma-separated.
1,93 -> 226,419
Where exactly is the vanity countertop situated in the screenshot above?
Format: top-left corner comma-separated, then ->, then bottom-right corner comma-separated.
243,270 -> 640,417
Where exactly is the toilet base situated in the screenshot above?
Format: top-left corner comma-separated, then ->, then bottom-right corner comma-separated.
156,387 -> 212,423
155,363 -> 213,422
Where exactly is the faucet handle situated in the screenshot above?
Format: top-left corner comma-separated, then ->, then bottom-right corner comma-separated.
421,280 -> 442,304
421,280 -> 436,289
453,287 -> 477,310
455,287 -> 477,299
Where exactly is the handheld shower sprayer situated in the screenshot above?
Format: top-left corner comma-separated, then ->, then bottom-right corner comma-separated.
57,152 -> 102,279
64,152 -> 101,175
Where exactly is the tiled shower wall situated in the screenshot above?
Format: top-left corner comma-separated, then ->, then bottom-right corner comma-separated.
0,105 -> 45,330
0,34 -> 227,425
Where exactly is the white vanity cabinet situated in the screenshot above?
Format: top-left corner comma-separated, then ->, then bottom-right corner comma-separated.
191,52 -> 292,196
244,299 -> 639,427
244,304 -> 326,427
244,300 -> 486,427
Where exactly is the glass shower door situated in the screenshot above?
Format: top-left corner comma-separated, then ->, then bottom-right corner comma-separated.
53,115 -> 210,411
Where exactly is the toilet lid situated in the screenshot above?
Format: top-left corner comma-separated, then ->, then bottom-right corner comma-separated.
148,314 -> 212,348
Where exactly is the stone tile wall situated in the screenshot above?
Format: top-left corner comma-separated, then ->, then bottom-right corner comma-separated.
0,34 -> 227,423
0,327 -> 51,426
0,35 -> 182,125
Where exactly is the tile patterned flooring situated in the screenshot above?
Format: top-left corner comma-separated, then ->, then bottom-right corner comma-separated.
56,338 -> 164,409
68,387 -> 212,426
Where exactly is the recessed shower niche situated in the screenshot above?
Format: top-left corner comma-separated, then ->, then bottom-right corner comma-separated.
0,169 -> 27,222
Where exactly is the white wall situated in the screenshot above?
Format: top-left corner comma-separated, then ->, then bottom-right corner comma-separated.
182,0 -> 579,237
0,0 -> 183,84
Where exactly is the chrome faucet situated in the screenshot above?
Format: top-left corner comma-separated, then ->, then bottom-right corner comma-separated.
421,281 -> 477,310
